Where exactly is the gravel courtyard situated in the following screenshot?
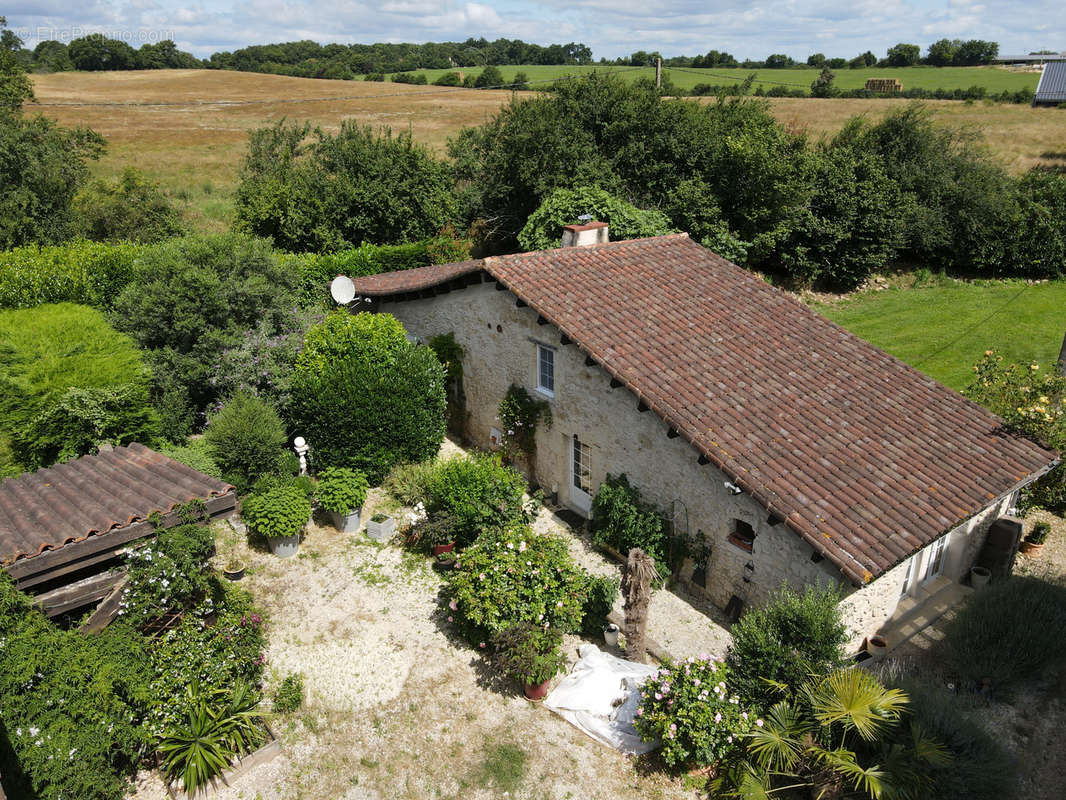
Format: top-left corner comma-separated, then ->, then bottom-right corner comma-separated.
134,466 -> 732,800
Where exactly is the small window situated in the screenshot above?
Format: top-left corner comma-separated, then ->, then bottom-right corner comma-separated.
537,344 -> 555,396
728,520 -> 756,552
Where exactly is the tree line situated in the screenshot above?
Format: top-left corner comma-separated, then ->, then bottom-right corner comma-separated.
631,39 -> 1000,70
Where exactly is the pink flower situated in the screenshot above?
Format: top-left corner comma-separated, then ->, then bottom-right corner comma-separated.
654,693 -> 662,700
448,599 -> 458,611
479,573 -> 487,580
447,615 -> 454,622
756,719 -> 764,727
479,642 -> 486,648
714,712 -> 722,723
669,723 -> 677,731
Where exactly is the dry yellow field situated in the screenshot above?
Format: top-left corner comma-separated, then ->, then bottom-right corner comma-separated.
27,69 -> 1066,232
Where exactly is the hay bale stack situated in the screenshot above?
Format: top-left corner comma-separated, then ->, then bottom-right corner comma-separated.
865,78 -> 903,93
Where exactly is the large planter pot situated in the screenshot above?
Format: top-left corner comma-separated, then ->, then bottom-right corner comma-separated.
329,507 -> 362,534
267,534 -> 301,558
223,562 -> 246,581
432,541 -> 456,557
366,515 -> 396,542
971,565 -> 991,589
523,679 -> 551,702
867,635 -> 888,661
603,623 -> 620,648
1019,540 -> 1044,556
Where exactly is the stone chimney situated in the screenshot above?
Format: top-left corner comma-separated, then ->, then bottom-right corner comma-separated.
561,220 -> 609,247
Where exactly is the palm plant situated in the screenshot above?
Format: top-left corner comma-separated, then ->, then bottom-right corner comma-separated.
158,681 -> 265,793
716,668 -> 949,800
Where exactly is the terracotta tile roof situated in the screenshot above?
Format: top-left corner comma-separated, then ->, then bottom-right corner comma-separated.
350,260 -> 483,297
0,443 -> 234,565
352,235 -> 1059,584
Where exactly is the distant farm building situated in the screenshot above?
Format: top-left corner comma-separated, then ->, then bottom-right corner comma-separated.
865,78 -> 902,93
1034,61 -> 1066,106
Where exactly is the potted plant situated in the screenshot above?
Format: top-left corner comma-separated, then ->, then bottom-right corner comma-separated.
1020,521 -> 1050,555
491,623 -> 567,701
970,565 -> 991,589
433,551 -> 457,572
419,512 -> 458,556
223,558 -> 246,581
866,635 -> 888,661
315,467 -> 369,534
366,512 -> 396,542
241,483 -> 312,558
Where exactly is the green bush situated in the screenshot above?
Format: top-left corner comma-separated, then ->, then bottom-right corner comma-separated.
475,65 -> 504,88
391,71 -> 427,85
491,623 -> 567,687
0,111 -> 105,249
0,303 -> 159,470
272,672 -> 304,714
589,474 -> 668,566
517,186 -> 675,252
72,167 -> 184,243
142,585 -> 267,736
383,459 -> 438,506
0,239 -> 143,309
111,232 -> 302,418
235,121 -> 459,252
241,483 -> 312,538
426,454 -> 528,547
204,392 -> 288,491
941,575 -> 1066,689
0,574 -> 153,800
433,71 -> 462,86
291,312 -> 445,483
444,526 -> 589,639
118,524 -> 215,629
158,437 -> 222,479
579,574 -> 619,636
726,584 -> 848,707
635,655 -> 756,767
315,466 -> 369,514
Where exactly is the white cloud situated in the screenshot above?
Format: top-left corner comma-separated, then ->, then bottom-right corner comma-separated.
6,0 -> 1063,59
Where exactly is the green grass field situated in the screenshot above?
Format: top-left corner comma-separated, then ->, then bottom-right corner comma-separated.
386,64 -> 1039,94
817,280 -> 1066,391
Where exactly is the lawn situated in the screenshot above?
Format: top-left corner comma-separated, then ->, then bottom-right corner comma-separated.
816,279 -> 1066,391
383,64 -> 1039,94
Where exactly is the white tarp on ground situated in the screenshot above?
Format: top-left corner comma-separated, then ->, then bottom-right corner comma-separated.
544,644 -> 660,754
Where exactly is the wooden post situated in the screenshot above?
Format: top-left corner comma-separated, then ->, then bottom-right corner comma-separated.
622,548 -> 657,663
655,57 -> 662,89
1058,332 -> 1066,376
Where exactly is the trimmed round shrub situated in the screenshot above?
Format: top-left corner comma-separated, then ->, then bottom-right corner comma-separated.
444,526 -> 589,639
291,312 -> 445,483
426,454 -> 527,546
204,392 -> 287,491
726,585 -> 848,707
241,483 -> 311,538
635,655 -> 757,767
315,466 -> 369,514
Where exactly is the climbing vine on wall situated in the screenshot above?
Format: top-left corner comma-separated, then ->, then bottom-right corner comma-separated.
497,384 -> 552,460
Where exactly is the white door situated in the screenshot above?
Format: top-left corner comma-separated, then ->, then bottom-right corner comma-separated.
570,434 -> 593,515
900,555 -> 918,597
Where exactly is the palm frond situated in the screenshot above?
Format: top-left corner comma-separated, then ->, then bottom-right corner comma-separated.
810,669 -> 908,741
746,701 -> 810,773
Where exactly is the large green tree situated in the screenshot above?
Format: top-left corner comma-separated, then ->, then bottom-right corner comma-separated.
235,121 -> 459,252
0,17 -> 33,110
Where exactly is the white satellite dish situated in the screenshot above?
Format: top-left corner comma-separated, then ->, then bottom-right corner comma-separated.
330,275 -> 356,305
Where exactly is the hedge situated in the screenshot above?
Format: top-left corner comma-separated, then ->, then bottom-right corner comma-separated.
0,239 -> 144,309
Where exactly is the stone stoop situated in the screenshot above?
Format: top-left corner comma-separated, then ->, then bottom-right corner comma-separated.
880,576 -> 973,653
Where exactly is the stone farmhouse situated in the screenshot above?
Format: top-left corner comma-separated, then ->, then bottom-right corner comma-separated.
348,223 -> 1059,645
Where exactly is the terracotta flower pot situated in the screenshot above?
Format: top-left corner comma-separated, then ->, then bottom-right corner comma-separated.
1019,540 -> 1044,556
432,542 -> 456,557
523,679 -> 551,701
867,635 -> 888,661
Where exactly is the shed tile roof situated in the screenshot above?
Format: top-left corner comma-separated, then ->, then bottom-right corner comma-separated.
0,443 -> 234,564
352,235 -> 1058,584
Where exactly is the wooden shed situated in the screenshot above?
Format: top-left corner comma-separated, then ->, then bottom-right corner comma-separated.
0,443 -> 235,622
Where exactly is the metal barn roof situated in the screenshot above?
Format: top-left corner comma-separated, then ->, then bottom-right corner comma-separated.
1035,61 -> 1066,104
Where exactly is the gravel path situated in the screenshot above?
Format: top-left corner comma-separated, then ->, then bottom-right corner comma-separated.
134,486 -> 711,799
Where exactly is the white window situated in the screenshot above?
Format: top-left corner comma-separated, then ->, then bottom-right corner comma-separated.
537,344 -> 555,396
900,556 -> 916,597
923,533 -> 949,582
572,435 -> 592,495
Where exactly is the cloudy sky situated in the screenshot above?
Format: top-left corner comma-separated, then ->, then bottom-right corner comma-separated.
6,1 -> 1061,60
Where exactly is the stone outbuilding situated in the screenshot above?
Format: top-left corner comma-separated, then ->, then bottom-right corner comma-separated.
346,225 -> 1058,647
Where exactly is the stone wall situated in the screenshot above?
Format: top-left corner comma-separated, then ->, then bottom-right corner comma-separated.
377,280 -> 1011,644
380,282 -> 846,611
